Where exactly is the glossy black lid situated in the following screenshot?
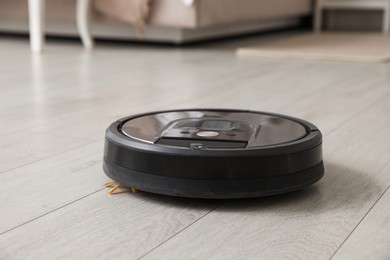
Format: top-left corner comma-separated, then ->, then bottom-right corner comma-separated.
120,110 -> 308,148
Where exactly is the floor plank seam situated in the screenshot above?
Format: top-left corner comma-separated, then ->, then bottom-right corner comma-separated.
137,203 -> 224,260
278,75 -> 357,111
329,184 -> 390,259
320,89 -> 390,138
0,188 -> 105,236
0,140 -> 99,176
29,129 -> 100,142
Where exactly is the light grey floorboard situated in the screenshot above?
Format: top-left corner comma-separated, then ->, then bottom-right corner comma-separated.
1,33 -> 390,259
332,186 -> 390,260
0,34 -> 372,138
0,130 -> 94,174
0,188 -> 218,260
30,61 -> 387,140
0,142 -> 104,234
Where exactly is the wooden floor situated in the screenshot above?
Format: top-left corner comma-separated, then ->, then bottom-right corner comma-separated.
1,33 -> 390,260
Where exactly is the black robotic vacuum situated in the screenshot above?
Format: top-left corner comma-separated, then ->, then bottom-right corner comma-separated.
103,109 -> 324,198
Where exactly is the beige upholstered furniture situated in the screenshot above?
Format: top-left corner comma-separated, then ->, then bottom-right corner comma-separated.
0,0 -> 312,43
314,0 -> 390,33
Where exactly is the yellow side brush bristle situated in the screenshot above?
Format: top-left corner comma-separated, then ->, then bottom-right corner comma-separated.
104,180 -> 115,186
104,180 -> 138,195
108,183 -> 122,194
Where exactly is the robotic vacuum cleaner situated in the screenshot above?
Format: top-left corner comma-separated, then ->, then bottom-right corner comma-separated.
103,109 -> 324,198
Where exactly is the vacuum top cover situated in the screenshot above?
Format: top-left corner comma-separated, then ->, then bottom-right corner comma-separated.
120,110 -> 308,149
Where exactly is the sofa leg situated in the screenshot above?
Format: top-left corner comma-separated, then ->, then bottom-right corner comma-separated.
28,0 -> 45,53
314,0 -> 323,32
383,0 -> 390,33
77,0 -> 94,49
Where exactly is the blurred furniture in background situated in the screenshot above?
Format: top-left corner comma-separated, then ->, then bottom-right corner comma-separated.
314,0 -> 390,33
28,0 -> 93,52
0,0 -> 311,44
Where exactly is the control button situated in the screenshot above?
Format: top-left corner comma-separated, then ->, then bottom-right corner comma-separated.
196,131 -> 219,137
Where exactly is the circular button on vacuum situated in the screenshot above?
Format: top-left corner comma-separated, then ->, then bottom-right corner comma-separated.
104,109 -> 324,199
196,131 -> 219,137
